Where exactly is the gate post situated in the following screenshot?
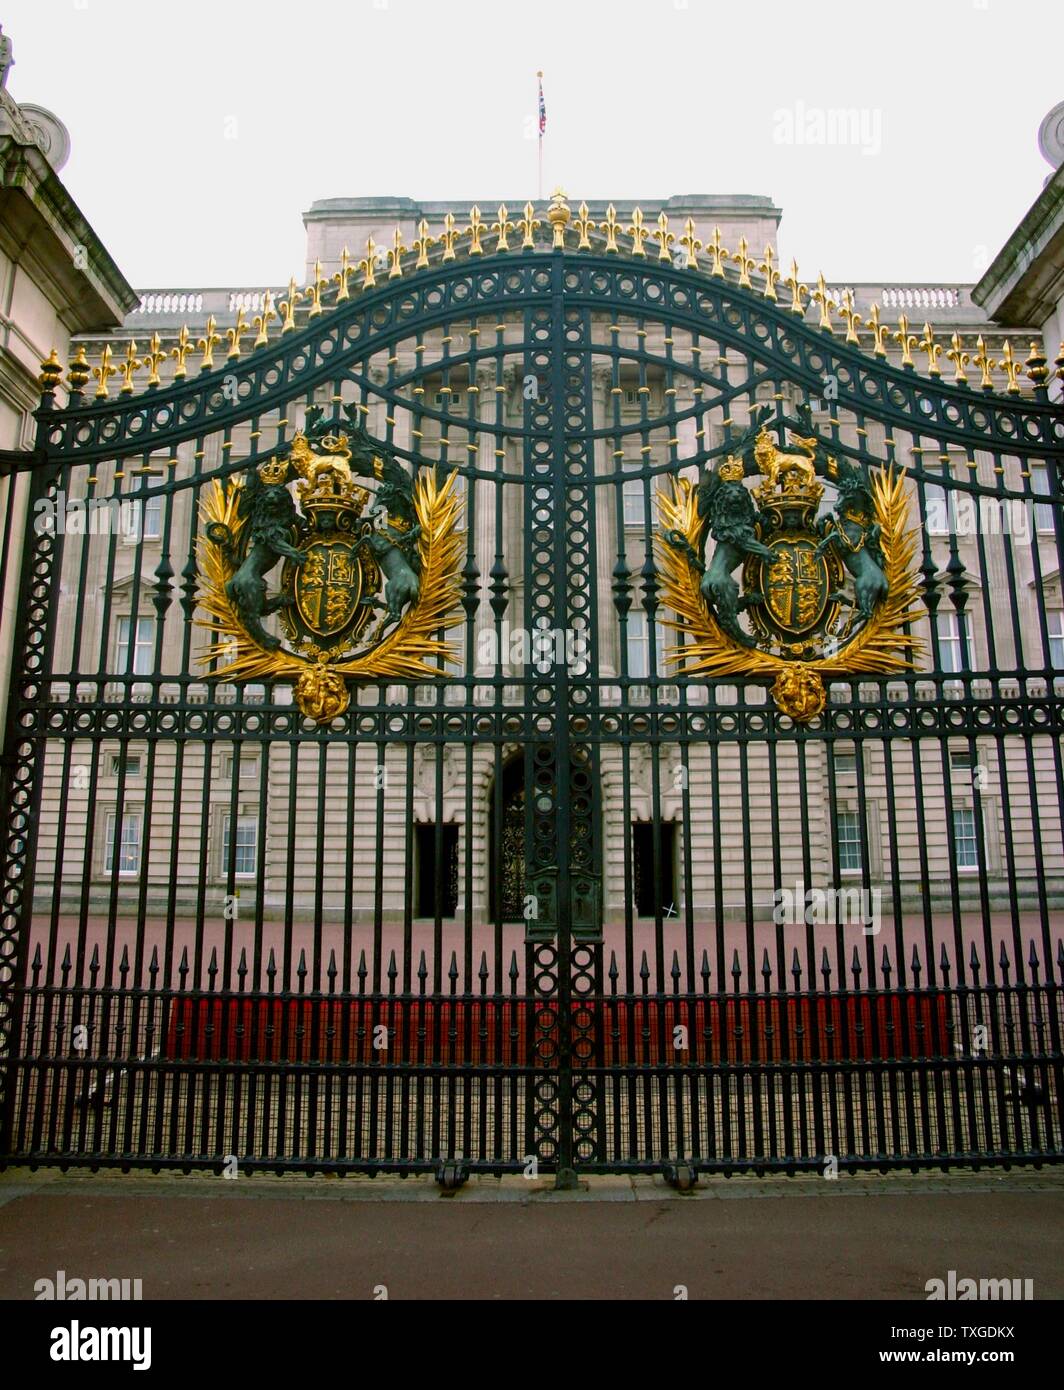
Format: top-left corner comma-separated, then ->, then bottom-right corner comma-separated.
0,371 -> 66,1156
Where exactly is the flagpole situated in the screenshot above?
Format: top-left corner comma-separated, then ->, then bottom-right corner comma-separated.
537,70 -> 544,202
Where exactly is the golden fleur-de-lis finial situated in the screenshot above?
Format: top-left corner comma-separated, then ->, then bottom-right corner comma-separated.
92,343 -> 117,398
573,201 -> 595,250
358,237 -> 379,288
1055,341 -> 1064,385
866,303 -> 889,356
652,211 -> 674,263
334,246 -> 354,302
67,344 -> 91,394
946,331 -> 970,385
117,339 -> 141,394
171,325 -> 193,378
758,245 -> 781,300
279,278 -> 303,333
143,331 -> 167,386
197,315 -> 220,371
492,204 -> 515,252
733,236 -> 756,288
812,274 -> 835,332
678,218 -> 702,271
626,208 -> 649,258
706,226 -> 728,278
998,338 -> 1021,394
305,259 -> 328,316
784,259 -> 808,315
894,314 -> 918,368
973,335 -> 995,389
226,307 -> 250,359
600,204 -> 621,254
518,201 -> 542,249
412,220 -> 435,269
388,226 -> 407,278
918,322 -> 942,377
253,290 -> 276,346
466,206 -> 486,256
439,212 -> 460,262
838,288 -> 862,343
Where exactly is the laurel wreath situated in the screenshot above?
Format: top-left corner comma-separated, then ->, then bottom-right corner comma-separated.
195,467 -> 464,689
655,465 -> 925,681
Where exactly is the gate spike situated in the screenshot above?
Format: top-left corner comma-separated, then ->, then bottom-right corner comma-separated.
266,948 -> 276,984
851,945 -> 861,980
761,948 -> 772,985
700,949 -> 711,987
31,942 -> 42,977
419,951 -> 429,988
178,946 -> 189,985
238,947 -> 248,982
208,947 -> 219,982
910,943 -> 922,982
639,951 -> 650,983
508,951 -> 519,985
61,943 -> 73,976
326,949 -> 337,983
296,948 -> 307,981
479,953 -> 490,989
819,948 -> 831,984
148,945 -> 159,984
880,945 -> 892,982
969,941 -> 981,977
790,947 -> 802,985
387,950 -> 398,983
357,949 -> 367,986
671,951 -> 682,985
89,944 -> 100,980
938,943 -> 951,980
998,940 -> 1010,975
119,944 -> 130,981
1057,939 -> 1064,980
1028,939 -> 1041,976
448,951 -> 459,984
731,949 -> 742,981
608,951 -> 619,986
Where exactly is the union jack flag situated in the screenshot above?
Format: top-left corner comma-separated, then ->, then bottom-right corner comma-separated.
538,74 -> 546,137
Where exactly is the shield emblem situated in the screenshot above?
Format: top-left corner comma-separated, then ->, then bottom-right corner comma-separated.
760,535 -> 830,637
294,537 -> 364,637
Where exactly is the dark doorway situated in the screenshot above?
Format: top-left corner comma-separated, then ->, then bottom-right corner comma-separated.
415,823 -> 459,918
489,757 -> 526,921
632,821 -> 676,918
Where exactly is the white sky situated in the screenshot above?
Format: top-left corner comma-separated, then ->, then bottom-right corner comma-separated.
4,0 -> 1063,289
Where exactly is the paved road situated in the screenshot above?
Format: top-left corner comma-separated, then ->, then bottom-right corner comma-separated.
1,1170 -> 1061,1300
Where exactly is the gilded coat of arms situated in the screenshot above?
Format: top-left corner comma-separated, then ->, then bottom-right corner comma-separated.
658,406 -> 924,721
196,406 -> 463,723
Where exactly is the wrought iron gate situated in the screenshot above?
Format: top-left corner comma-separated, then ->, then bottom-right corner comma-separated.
1,195 -> 1063,1181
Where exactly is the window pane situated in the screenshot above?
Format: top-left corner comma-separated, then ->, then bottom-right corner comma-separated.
105,810 -> 141,874
837,811 -> 862,871
953,808 -> 979,868
222,814 -> 258,876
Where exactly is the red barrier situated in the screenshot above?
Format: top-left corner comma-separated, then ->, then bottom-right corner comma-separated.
162,991 -> 952,1066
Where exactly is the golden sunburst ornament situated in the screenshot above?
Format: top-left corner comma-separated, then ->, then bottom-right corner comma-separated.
195,453 -> 464,723
656,451 -> 924,722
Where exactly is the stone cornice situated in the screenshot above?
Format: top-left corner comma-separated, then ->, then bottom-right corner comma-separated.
972,163 -> 1064,328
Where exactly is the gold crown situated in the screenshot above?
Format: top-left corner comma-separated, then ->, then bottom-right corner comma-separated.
718,456 -> 745,481
257,457 -> 289,484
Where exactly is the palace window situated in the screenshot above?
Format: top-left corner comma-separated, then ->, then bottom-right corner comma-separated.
104,809 -> 142,876
110,753 -> 142,778
631,821 -> 677,918
836,811 -> 863,873
115,616 -> 156,676
142,495 -> 162,540
622,459 -> 647,526
953,807 -> 980,870
415,823 -> 459,919
626,610 -> 666,679
1047,610 -> 1064,670
936,611 -> 972,674
1030,465 -> 1054,534
924,482 -> 952,536
220,813 -> 258,878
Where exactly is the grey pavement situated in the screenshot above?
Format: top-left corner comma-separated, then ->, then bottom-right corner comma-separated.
0,1166 -> 1061,1300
